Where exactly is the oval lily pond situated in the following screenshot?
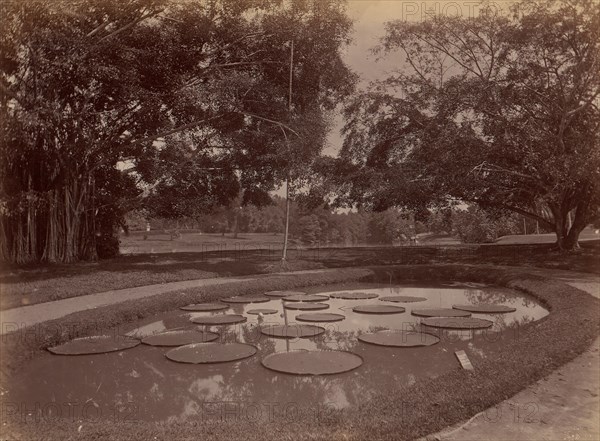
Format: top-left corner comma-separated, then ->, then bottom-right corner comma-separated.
6,283 -> 548,423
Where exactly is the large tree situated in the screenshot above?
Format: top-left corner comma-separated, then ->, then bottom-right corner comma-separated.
323,0 -> 599,250
0,0 -> 355,263
141,0 -> 355,248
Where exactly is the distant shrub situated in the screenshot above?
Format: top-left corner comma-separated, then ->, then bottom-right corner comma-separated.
453,208 -> 520,243
96,233 -> 120,259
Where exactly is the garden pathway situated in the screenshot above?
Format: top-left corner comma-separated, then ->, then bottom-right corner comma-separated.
0,268 -> 333,335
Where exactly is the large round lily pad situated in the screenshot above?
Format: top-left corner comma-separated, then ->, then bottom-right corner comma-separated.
141,330 -> 219,346
358,330 -> 440,347
264,290 -> 306,298
261,324 -> 325,338
166,343 -> 256,364
180,303 -> 229,312
295,313 -> 345,323
421,317 -> 494,329
247,309 -> 278,315
452,304 -> 517,314
48,335 -> 140,355
262,350 -> 363,375
191,314 -> 247,325
353,305 -> 406,314
379,296 -> 427,303
283,294 -> 329,302
284,302 -> 330,311
221,295 -> 270,304
329,291 -> 378,300
411,308 -> 471,318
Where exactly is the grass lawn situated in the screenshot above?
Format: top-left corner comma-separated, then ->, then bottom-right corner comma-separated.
495,227 -> 600,244
0,251 -> 325,310
119,231 -> 287,254
1,238 -> 599,310
121,228 -> 600,252
419,226 -> 600,245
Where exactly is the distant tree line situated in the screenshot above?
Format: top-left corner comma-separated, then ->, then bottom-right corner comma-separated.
127,197 -> 541,245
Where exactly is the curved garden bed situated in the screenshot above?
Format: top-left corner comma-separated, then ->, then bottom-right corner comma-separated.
1,264 -> 598,441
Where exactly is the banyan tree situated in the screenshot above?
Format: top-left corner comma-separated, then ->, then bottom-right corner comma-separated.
0,0 -> 355,263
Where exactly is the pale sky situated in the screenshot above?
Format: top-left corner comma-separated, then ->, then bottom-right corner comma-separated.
323,1 -> 408,158
323,0 -> 513,157
274,0 -> 497,196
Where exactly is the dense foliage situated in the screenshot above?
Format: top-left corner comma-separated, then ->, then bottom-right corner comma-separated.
133,197 -> 531,246
320,0 -> 600,250
0,0 -> 355,262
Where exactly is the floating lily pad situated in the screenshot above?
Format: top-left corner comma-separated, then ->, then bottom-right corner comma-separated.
296,313 -> 345,323
221,296 -> 270,304
421,317 -> 494,329
261,324 -> 325,338
180,303 -> 229,312
191,315 -> 247,325
283,302 -> 330,311
329,291 -> 378,300
262,350 -> 363,375
141,330 -> 219,346
411,308 -> 471,318
379,296 -> 427,303
283,294 -> 330,302
358,330 -> 440,347
48,335 -> 140,355
264,290 -> 306,298
353,305 -> 406,314
166,343 -> 256,364
452,304 -> 517,314
247,309 -> 278,315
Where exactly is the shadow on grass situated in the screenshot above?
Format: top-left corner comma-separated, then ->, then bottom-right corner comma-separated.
0,252 -> 267,283
1,241 -> 598,311
3,241 -> 600,283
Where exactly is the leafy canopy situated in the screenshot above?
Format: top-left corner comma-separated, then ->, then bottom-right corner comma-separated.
319,0 -> 599,248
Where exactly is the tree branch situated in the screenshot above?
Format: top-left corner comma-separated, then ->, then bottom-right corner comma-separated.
240,112 -> 300,137
493,203 -> 555,229
97,8 -> 164,44
128,114 -> 225,146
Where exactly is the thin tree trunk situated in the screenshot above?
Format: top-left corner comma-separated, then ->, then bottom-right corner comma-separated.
40,180 -> 88,263
232,208 -> 239,239
282,179 -> 290,261
281,40 -> 294,262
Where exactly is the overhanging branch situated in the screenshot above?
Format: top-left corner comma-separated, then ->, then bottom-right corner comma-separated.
496,203 -> 555,229
240,112 -> 300,137
127,114 -> 225,146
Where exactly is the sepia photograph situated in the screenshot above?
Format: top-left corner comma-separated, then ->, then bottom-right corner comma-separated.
0,0 -> 598,440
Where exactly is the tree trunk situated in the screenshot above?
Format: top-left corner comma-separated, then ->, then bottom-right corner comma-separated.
552,204 -> 569,250
552,194 -> 591,251
564,197 -> 592,250
282,178 -> 291,261
0,177 -> 96,264
232,208 -> 239,239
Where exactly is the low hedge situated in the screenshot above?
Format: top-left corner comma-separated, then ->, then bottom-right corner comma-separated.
1,264 -> 598,441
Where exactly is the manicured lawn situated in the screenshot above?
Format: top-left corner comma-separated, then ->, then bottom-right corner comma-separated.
419,227 -> 600,245
0,251 -> 322,310
119,231 -> 287,254
495,227 -> 600,244
1,241 -> 598,310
